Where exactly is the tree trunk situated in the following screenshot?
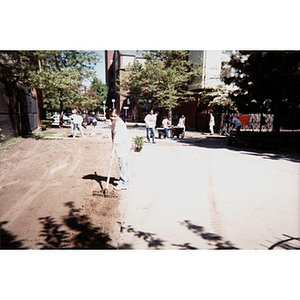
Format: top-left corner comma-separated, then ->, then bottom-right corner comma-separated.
59,100 -> 63,127
168,109 -> 172,125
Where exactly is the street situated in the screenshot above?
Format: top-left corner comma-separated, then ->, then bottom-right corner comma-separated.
118,130 -> 300,249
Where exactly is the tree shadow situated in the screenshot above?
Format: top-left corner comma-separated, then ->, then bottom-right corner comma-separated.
171,243 -> 198,250
180,220 -> 239,250
175,136 -> 300,163
118,220 -> 239,250
37,201 -> 116,249
38,216 -> 72,249
118,223 -> 165,249
0,221 -> 28,249
82,172 -> 118,190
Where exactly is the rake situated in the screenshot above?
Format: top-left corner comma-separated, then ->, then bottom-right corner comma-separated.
93,147 -> 118,198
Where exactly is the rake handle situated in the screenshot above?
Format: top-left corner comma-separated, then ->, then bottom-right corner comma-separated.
105,146 -> 115,190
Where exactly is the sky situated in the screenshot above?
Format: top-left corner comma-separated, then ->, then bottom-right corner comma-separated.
94,50 -> 106,83
83,50 -> 106,87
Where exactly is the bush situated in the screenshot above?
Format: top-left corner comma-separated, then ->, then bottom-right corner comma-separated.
40,120 -> 53,131
133,136 -> 144,152
0,128 -> 5,142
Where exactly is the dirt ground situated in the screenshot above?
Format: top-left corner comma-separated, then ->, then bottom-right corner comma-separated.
0,125 -> 122,249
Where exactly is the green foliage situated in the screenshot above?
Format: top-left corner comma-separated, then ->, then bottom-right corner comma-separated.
133,136 -> 144,149
223,51 -> 300,112
40,120 -> 53,131
223,51 -> 300,132
90,77 -> 108,111
199,88 -> 237,112
31,132 -> 45,140
0,128 -> 5,142
0,50 -> 101,112
121,50 -> 197,112
0,137 -> 22,152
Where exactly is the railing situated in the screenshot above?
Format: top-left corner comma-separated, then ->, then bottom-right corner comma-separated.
220,113 -> 274,134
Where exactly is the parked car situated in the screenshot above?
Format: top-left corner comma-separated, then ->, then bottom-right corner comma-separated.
95,113 -> 106,121
51,113 -> 71,126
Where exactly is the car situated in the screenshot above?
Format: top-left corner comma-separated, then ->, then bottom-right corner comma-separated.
51,113 -> 71,126
95,113 -> 106,121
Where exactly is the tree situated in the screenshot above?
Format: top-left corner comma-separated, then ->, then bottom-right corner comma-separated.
90,77 -> 108,112
122,50 -> 197,120
200,88 -> 237,113
223,51 -> 300,133
0,50 -> 100,113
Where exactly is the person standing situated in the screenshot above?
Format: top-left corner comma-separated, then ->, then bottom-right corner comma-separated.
209,111 -> 215,135
162,116 -> 171,139
110,108 -> 131,190
144,109 -> 157,143
70,109 -> 85,138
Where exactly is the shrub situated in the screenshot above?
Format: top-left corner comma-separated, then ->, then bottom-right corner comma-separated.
40,120 -> 53,131
133,136 -> 144,151
0,128 -> 5,142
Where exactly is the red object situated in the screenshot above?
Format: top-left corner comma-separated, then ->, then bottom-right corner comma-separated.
238,115 -> 251,126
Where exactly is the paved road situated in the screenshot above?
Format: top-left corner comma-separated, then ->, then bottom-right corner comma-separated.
118,129 -> 300,249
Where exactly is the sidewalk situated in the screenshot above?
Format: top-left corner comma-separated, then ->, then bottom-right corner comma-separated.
116,126 -> 300,249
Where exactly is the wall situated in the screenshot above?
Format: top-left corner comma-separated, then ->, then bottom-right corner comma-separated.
0,81 -> 38,140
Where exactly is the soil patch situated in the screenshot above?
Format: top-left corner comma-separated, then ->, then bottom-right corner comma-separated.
0,126 -> 121,249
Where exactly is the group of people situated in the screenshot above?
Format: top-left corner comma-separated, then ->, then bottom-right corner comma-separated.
69,109 -> 99,138
108,109 -> 187,191
209,111 -> 242,136
73,107 -> 242,193
144,109 -> 186,142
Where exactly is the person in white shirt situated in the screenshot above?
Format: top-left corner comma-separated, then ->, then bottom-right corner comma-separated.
209,111 -> 215,135
110,108 -> 131,190
162,116 -> 171,139
177,115 -> 186,129
70,109 -> 85,138
144,109 -> 157,143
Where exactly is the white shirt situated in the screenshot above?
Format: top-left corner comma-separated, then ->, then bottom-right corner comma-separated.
162,118 -> 170,128
111,118 -> 131,157
209,114 -> 215,126
144,114 -> 157,128
70,114 -> 83,125
177,117 -> 185,128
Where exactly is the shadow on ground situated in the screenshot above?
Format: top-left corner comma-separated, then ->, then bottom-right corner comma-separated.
82,172 -> 118,190
0,221 -> 28,249
1,201 -> 116,249
117,219 -> 239,250
118,224 -> 165,249
174,135 -> 300,163
37,201 -> 116,249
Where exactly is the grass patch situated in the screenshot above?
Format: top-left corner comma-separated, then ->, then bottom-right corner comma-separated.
29,130 -> 56,140
0,137 -> 23,152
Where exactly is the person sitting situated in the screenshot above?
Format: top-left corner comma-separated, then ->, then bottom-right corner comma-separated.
232,115 -> 242,136
177,115 -> 186,129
